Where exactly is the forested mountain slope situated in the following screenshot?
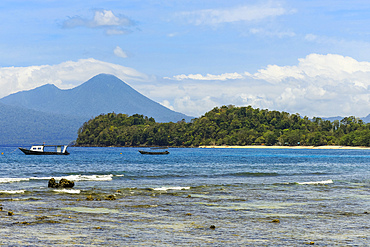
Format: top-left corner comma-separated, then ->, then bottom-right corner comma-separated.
0,102 -> 85,145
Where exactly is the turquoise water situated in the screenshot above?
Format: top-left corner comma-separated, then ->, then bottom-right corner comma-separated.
0,146 -> 369,246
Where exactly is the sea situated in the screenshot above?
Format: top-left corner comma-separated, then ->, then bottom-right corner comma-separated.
0,146 -> 369,246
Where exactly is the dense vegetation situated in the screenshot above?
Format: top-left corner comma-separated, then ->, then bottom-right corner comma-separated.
76,105 -> 370,147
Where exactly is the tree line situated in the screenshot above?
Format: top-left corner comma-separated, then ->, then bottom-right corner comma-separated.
76,105 -> 370,147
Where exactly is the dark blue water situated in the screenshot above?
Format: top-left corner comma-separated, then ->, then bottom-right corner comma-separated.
0,146 -> 369,246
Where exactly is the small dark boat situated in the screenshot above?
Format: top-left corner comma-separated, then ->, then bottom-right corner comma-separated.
19,144 -> 70,155
139,150 -> 169,155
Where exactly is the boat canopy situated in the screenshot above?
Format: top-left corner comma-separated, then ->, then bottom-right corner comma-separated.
30,145 -> 68,153
30,145 -> 44,152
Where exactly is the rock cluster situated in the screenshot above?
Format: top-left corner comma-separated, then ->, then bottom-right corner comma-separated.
48,178 -> 74,188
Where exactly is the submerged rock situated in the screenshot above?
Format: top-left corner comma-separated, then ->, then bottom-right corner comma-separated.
48,178 -> 74,188
86,195 -> 94,201
105,195 -> 116,200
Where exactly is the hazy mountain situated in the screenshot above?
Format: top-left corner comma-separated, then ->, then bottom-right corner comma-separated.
0,74 -> 193,145
0,102 -> 85,145
322,116 -> 343,122
322,115 -> 369,123
361,114 -> 370,123
0,73 -> 193,122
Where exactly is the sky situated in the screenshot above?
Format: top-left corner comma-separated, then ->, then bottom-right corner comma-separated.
1,0 -> 370,118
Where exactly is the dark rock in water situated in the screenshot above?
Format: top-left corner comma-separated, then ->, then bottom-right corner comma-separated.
86,195 -> 94,201
48,178 -> 74,188
105,195 -> 116,200
48,178 -> 58,188
210,225 -> 216,229
59,178 -> 74,188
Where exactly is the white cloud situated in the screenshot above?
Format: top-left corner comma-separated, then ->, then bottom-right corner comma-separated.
305,33 -> 318,42
2,54 -> 369,119
114,46 -> 128,58
160,100 -> 175,111
179,2 -> 290,26
63,10 -> 134,35
157,54 -> 370,118
93,10 -> 130,27
165,72 -> 244,81
0,58 -> 150,98
254,53 -> 370,84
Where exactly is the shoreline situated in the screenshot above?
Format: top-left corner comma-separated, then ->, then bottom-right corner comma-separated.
199,145 -> 370,150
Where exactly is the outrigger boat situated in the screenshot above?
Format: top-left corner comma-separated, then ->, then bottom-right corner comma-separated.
19,144 -> 70,155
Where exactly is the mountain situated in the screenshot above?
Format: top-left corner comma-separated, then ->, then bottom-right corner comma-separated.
361,114 -> 370,123
322,115 -> 370,123
322,116 -> 344,122
0,73 -> 193,122
0,102 -> 85,145
0,74 -> 194,145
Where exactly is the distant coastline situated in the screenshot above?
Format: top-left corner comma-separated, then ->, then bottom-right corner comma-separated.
199,145 -> 370,150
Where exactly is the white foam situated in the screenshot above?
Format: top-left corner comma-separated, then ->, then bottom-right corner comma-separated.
153,186 -> 191,191
0,190 -> 25,194
53,189 -> 81,194
63,174 -> 114,181
0,178 -> 29,183
298,179 -> 333,185
31,174 -> 114,181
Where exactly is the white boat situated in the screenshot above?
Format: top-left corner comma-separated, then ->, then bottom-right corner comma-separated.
19,144 -> 70,155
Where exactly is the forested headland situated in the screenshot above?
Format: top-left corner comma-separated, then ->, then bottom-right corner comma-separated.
76,105 -> 370,147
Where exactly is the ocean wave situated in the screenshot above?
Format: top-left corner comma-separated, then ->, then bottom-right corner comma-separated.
53,189 -> 81,194
0,178 -> 29,183
152,186 -> 191,191
297,179 -> 333,185
0,190 -> 25,194
30,174 -> 114,181
0,175 -> 114,184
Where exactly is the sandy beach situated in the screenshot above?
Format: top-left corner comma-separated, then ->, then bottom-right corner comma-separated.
199,145 -> 370,150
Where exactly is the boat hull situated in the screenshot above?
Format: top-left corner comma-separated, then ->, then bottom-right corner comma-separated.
19,148 -> 70,155
139,150 -> 169,155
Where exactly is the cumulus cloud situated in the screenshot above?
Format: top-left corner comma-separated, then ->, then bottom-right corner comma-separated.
178,2 -> 290,26
156,54 -> 370,118
165,72 -> 245,81
2,54 -> 369,119
0,58 -> 150,98
114,46 -> 128,58
254,53 -> 370,84
63,10 -> 134,35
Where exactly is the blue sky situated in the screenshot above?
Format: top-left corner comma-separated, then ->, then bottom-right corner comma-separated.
1,0 -> 370,118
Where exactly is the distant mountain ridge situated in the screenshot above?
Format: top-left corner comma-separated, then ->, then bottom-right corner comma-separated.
1,74 -> 193,122
0,102 -> 85,145
322,115 -> 370,123
0,74 -> 193,145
